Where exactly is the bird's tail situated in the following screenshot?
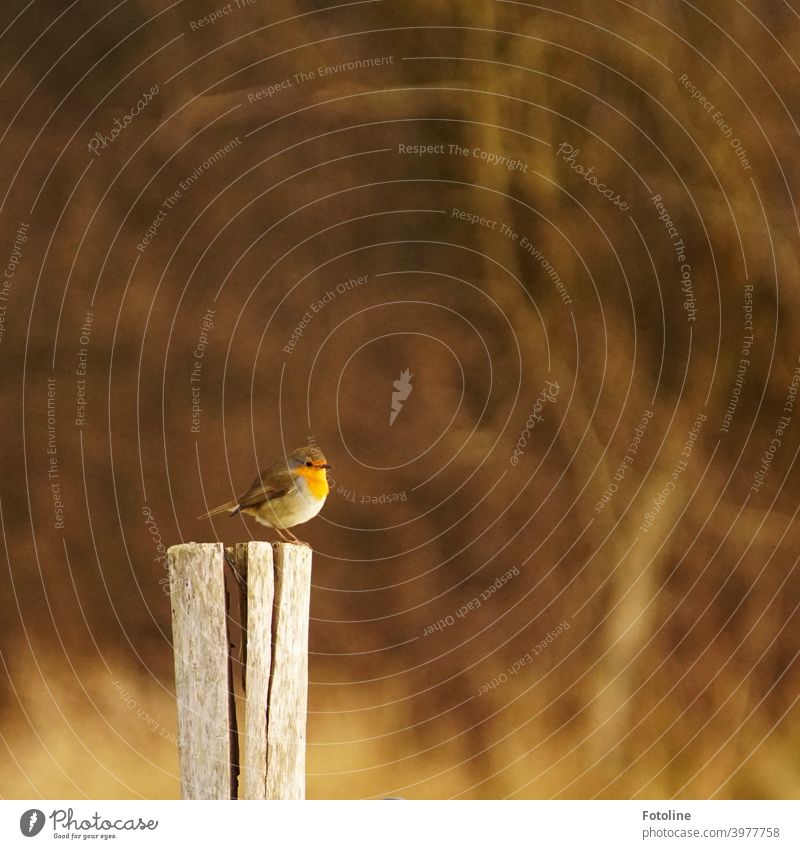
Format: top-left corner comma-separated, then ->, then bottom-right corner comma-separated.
197,500 -> 240,520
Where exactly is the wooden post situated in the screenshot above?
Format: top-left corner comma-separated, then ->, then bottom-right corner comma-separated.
167,542 -> 232,799
265,543 -> 313,800
168,541 -> 312,801
238,541 -> 273,799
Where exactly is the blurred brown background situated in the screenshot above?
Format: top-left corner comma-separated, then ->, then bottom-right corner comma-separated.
1,0 -> 799,799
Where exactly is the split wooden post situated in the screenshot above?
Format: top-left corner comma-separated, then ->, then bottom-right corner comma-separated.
167,541 -> 313,800
265,543 -> 313,799
167,542 -> 231,799
237,541 -> 273,799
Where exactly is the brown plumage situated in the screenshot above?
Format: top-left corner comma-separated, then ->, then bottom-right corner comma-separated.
198,445 -> 332,543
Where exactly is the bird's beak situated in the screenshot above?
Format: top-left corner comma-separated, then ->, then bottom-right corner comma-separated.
321,463 -> 332,469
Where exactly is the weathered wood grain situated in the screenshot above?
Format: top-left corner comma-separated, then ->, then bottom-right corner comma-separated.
265,542 -> 313,800
168,540 -> 311,800
167,542 -> 231,800
239,542 -> 274,800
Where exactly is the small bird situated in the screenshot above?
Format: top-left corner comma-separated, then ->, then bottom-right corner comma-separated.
198,445 -> 331,544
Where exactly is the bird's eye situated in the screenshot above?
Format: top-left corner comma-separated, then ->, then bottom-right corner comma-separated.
305,461 -> 313,467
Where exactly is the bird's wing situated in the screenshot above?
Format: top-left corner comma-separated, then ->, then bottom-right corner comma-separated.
232,467 -> 293,512
198,485 -> 286,520
198,466 -> 293,519
234,483 -> 287,512
197,500 -> 239,520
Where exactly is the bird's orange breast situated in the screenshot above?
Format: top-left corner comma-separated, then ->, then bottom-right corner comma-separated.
295,466 -> 330,499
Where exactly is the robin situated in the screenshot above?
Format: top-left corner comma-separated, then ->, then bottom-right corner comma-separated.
199,445 -> 331,544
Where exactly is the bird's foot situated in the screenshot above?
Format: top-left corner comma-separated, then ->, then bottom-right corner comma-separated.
279,529 -> 310,546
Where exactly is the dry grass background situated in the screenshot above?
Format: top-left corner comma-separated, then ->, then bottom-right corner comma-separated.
0,0 -> 799,798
